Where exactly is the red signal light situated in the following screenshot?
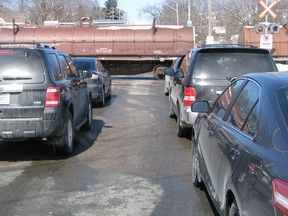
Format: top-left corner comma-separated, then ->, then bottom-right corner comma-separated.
269,24 -> 280,34
258,26 -> 263,31
254,23 -> 266,34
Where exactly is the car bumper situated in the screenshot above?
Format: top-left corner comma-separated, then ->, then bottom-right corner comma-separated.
0,118 -> 63,139
0,109 -> 64,139
88,83 -> 102,101
181,106 -> 199,128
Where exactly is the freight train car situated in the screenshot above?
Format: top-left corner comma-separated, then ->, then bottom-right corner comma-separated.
0,17 -> 195,79
239,25 -> 288,64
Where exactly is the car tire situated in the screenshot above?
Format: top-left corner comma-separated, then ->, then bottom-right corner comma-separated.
176,110 -> 187,137
106,85 -> 112,99
53,112 -> 74,156
169,98 -> 176,118
164,86 -> 169,96
97,87 -> 105,107
229,200 -> 240,216
82,99 -> 93,130
192,144 -> 202,187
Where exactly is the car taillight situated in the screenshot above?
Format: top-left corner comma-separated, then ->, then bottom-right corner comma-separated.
273,178 -> 288,215
45,87 -> 60,107
184,87 -> 196,106
0,50 -> 14,54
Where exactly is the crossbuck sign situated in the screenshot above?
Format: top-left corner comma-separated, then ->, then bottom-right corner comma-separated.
259,0 -> 278,19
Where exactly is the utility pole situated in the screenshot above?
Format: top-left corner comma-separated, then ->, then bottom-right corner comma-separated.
187,0 -> 192,27
208,0 -> 212,36
20,0 -> 24,13
163,3 -> 179,25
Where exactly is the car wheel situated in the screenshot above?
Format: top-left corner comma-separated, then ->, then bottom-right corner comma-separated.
192,144 -> 202,187
107,85 -> 112,99
53,112 -> 74,156
97,88 -> 105,107
164,87 -> 169,96
82,99 -> 93,130
176,110 -> 187,137
169,98 -> 176,118
229,200 -> 240,216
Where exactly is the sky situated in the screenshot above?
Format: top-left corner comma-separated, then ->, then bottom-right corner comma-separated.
98,0 -> 163,24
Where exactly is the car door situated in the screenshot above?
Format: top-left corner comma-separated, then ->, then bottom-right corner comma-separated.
59,55 -> 88,124
169,63 -> 184,114
210,80 -> 260,206
199,79 -> 246,197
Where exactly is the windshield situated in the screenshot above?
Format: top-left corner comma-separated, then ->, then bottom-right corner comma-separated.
194,52 -> 275,80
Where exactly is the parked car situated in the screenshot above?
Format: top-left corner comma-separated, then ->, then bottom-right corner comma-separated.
0,43 -> 93,156
276,63 -> 288,71
191,72 -> 288,216
72,57 -> 112,107
164,50 -> 191,96
165,44 -> 278,137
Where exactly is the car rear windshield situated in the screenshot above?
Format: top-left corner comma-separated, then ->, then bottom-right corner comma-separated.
193,51 -> 275,81
74,59 -> 96,71
0,49 -> 44,83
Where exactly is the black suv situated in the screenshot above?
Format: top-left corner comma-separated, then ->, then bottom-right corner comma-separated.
165,44 -> 278,137
0,43 -> 93,155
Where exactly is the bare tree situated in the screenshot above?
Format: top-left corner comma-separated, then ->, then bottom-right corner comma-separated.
139,0 -> 209,44
138,4 -> 162,24
21,0 -> 100,24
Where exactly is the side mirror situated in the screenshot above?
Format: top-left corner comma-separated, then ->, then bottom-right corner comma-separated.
80,70 -> 92,79
175,70 -> 184,80
191,101 -> 210,113
164,67 -> 176,76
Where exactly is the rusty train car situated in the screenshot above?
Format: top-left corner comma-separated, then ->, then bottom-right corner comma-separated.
239,26 -> 288,64
0,18 -> 195,79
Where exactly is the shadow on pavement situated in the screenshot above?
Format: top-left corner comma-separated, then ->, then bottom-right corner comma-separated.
0,119 -> 105,161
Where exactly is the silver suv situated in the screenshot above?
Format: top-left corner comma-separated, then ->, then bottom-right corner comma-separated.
165,44 -> 278,138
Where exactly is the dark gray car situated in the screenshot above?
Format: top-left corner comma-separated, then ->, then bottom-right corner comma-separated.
191,72 -> 288,216
165,44 -> 278,138
73,57 -> 112,107
0,43 -> 93,155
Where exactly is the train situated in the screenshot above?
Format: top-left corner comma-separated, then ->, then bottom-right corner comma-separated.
0,17 -> 195,79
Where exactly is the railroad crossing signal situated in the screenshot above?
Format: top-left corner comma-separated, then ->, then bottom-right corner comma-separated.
259,0 -> 278,19
254,23 -> 280,34
254,23 -> 266,33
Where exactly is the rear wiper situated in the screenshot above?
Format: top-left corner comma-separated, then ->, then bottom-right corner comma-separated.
3,77 -> 32,80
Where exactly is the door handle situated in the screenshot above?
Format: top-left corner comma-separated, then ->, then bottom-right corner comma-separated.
230,147 -> 240,160
208,130 -> 214,137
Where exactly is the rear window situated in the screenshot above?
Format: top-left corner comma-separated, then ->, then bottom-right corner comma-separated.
193,52 -> 275,80
0,49 -> 44,83
73,59 -> 96,71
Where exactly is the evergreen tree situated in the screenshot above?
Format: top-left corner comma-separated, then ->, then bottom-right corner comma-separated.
102,0 -> 124,20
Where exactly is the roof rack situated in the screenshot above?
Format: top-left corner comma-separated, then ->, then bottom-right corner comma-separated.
197,44 -> 258,48
0,42 -> 56,49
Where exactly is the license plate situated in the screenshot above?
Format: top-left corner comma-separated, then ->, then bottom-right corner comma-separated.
0,93 -> 10,104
